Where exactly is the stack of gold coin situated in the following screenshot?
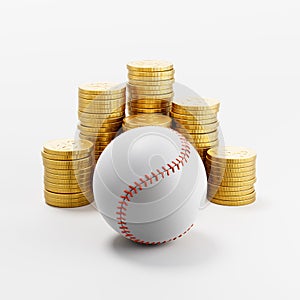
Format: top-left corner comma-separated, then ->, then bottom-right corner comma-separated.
126,60 -> 175,115
42,139 -> 95,208
122,114 -> 172,131
78,82 -> 126,161
206,146 -> 256,206
171,97 -> 220,160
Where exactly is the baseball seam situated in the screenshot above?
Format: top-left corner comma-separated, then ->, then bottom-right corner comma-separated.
116,131 -> 193,245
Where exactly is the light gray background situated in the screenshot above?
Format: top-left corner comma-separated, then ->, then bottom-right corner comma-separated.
1,0 -> 299,299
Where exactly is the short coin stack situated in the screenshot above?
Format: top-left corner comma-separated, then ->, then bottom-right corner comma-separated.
78,82 -> 126,161
42,139 -> 95,208
126,60 -> 175,116
122,114 -> 172,131
206,146 -> 256,206
171,97 -> 220,160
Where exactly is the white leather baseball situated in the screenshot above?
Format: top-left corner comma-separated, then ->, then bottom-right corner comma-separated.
93,126 -> 207,245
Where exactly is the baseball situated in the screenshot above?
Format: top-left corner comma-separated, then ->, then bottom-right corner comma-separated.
93,126 -> 207,245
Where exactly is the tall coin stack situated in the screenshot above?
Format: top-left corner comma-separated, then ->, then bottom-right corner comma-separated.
78,82 -> 126,161
126,60 -> 175,115
171,97 -> 220,161
42,139 -> 94,208
206,146 -> 256,206
122,114 -> 172,131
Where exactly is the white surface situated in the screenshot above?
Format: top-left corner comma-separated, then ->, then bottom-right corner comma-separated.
0,0 -> 299,299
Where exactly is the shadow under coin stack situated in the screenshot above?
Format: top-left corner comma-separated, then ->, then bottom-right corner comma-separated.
171,97 -> 220,161
206,146 -> 256,206
122,114 -> 172,132
78,83 -> 126,161
126,60 -> 175,115
42,139 -> 94,208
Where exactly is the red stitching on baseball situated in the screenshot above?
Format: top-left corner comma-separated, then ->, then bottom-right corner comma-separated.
162,166 -> 170,176
151,171 -> 159,181
129,185 -> 137,194
134,181 -> 143,191
156,168 -> 164,179
145,174 -> 152,184
115,130 -> 193,245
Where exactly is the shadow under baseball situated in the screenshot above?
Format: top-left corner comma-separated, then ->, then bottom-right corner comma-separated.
109,228 -> 219,268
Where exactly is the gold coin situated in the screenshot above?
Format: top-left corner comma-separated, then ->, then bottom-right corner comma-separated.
196,147 -> 217,154
128,108 -> 169,115
129,89 -> 173,95
172,118 -> 218,127
127,82 -> 173,90
183,130 -> 218,140
78,105 -> 125,114
173,121 -> 219,130
94,146 -> 108,152
208,183 -> 255,192
207,146 -> 257,163
208,177 -> 256,187
79,131 -> 117,139
127,86 -> 173,95
208,187 -> 255,198
127,83 -> 173,90
128,69 -> 175,77
45,165 -> 94,175
45,198 -> 91,208
44,168 -> 94,180
44,184 -> 92,194
128,102 -> 171,109
41,151 -> 91,161
170,111 -> 217,121
78,124 -> 121,133
206,166 -> 256,177
78,98 -> 125,107
78,82 -> 125,95
44,180 -> 92,190
190,139 -> 219,148
78,130 -> 118,138
172,97 -> 220,111
127,60 -> 173,72
44,189 -> 93,199
128,91 -> 173,99
78,111 -> 125,119
128,79 -> 175,86
78,125 -> 122,136
208,190 -> 256,201
78,92 -> 125,100
79,119 -> 122,127
44,178 -> 92,189
78,108 -> 125,115
207,166 -> 256,177
128,90 -> 174,99
43,139 -> 94,156
44,174 -> 92,184
209,174 -> 256,184
209,197 -> 256,206
123,114 -> 172,128
205,157 -> 255,168
129,99 -> 171,105
128,74 -> 174,81
43,156 -> 94,169
128,99 -> 170,107
209,170 -> 256,180
44,172 -> 93,182
44,178 -> 92,192
172,106 -> 219,116
174,123 -> 219,134
79,117 -> 124,126
44,191 -> 93,207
